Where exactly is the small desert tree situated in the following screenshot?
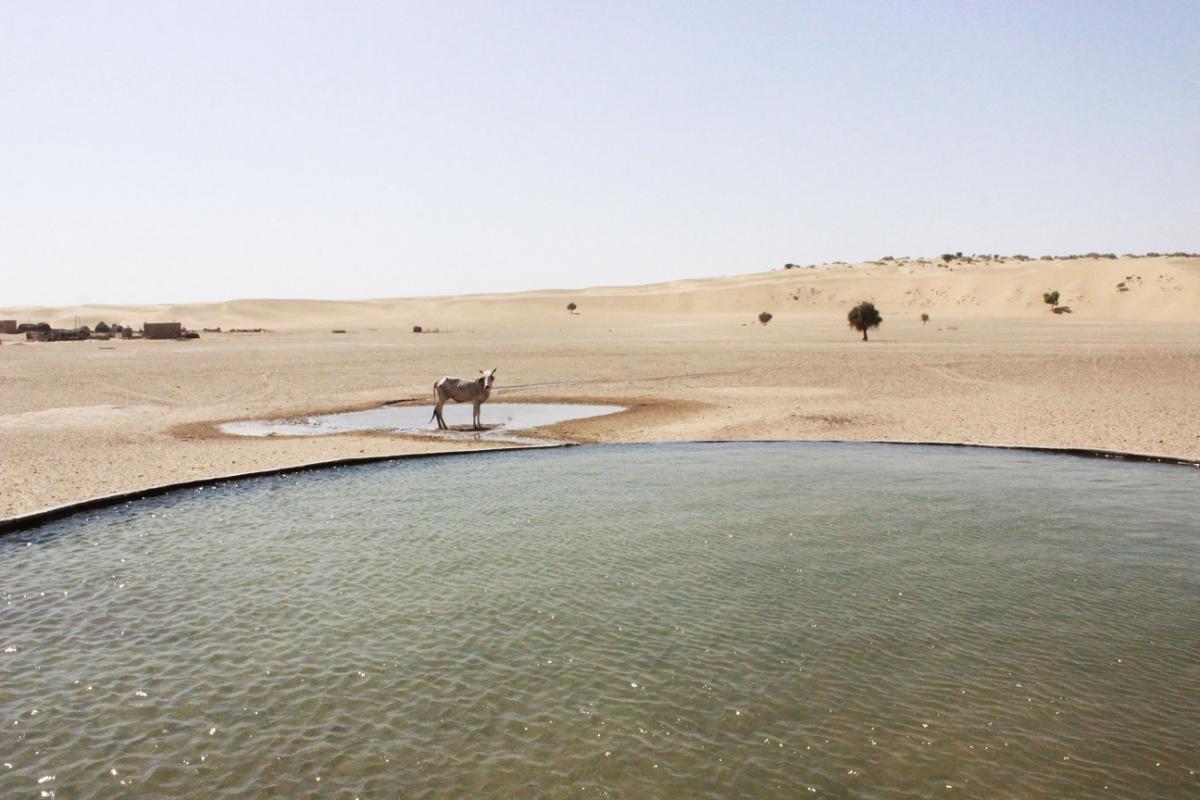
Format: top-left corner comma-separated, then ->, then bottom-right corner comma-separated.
758,311 -> 773,325
567,302 -> 577,313
848,301 -> 883,341
95,321 -> 111,333
920,313 -> 930,325
1043,290 -> 1060,310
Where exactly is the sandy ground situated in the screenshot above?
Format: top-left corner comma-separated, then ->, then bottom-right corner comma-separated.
2,255 -> 1198,520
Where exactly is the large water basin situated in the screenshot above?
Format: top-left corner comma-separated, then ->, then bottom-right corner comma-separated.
220,402 -> 624,441
1,443 -> 1198,798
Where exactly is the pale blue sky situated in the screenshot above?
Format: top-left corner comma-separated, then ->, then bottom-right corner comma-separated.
3,1 -> 1197,305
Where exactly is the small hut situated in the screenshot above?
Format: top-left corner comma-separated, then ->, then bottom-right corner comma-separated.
0,320 -> 17,334
143,322 -> 183,340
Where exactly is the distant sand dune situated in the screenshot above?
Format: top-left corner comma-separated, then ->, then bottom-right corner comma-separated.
3,256 -> 1197,330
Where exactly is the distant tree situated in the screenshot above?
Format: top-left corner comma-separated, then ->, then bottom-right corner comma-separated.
1043,290 -> 1060,310
567,302 -> 578,313
920,313 -> 930,325
412,325 -> 422,333
848,302 -> 883,341
758,311 -> 773,325
941,253 -> 955,263
94,321 -> 111,333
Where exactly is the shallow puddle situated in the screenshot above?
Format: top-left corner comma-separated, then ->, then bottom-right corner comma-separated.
220,402 -> 624,442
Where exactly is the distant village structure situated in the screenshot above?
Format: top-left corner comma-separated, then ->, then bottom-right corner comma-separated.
143,322 -> 184,340
3,320 -> 194,342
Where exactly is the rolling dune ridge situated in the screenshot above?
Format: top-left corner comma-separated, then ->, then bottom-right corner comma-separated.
6,255 -> 1198,330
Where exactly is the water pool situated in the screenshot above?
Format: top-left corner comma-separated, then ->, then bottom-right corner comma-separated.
219,402 -> 624,441
2,443 -> 1197,798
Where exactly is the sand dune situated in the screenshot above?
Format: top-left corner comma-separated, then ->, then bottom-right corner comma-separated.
2,255 -> 1198,522
4,256 -> 1198,331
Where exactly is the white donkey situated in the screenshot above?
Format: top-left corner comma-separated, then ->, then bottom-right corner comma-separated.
431,368 -> 497,430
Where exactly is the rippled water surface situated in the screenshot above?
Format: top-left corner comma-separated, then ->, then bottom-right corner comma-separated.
2,443 -> 1198,798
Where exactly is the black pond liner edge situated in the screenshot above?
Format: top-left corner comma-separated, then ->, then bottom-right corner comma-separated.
1,439 -> 1195,537
0,444 -> 570,537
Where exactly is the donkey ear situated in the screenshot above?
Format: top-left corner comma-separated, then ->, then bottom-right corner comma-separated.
479,369 -> 484,374
492,367 -> 497,373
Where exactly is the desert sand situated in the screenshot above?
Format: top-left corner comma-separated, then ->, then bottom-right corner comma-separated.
2,254 -> 1198,521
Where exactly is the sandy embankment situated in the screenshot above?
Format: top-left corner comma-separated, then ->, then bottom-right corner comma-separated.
1,255 -> 1198,520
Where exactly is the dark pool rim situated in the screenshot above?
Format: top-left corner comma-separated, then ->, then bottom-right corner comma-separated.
1,439 -> 1196,537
